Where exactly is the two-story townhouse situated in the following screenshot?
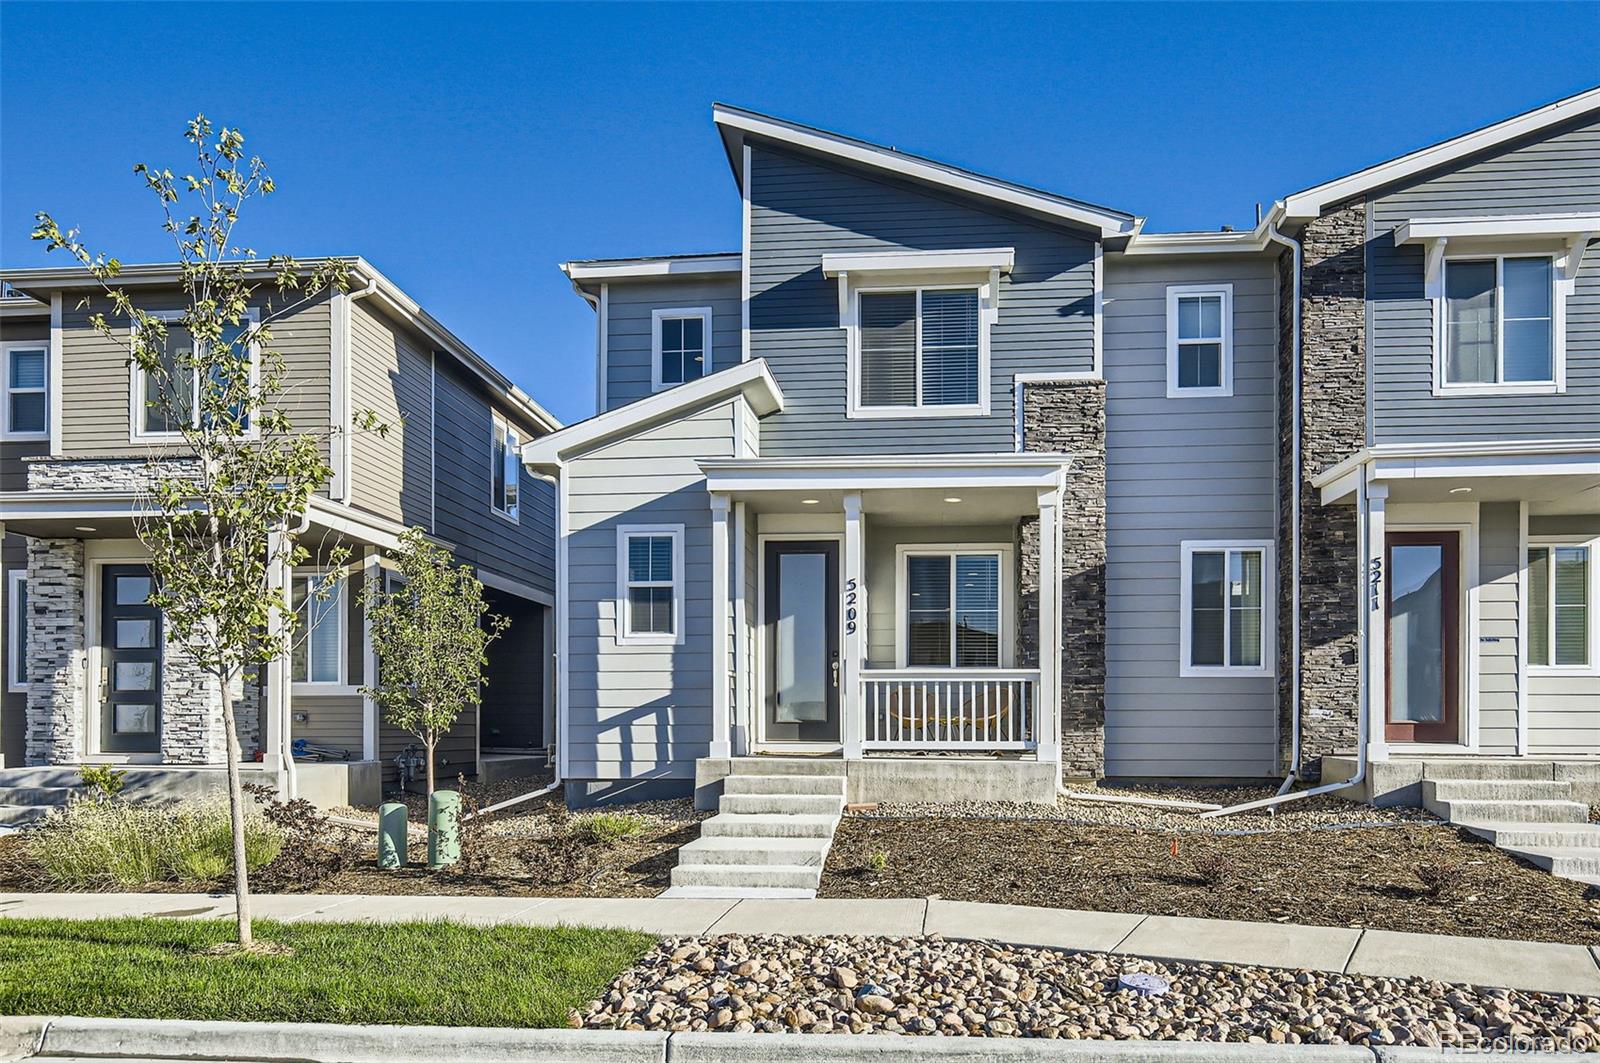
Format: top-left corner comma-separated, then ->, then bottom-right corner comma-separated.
0,259 -> 559,814
529,87 -> 1600,828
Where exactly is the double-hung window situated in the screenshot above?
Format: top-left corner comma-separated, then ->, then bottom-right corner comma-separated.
6,570 -> 26,692
291,571 -> 345,686
652,308 -> 711,390
2,342 -> 48,439
1529,543 -> 1593,670
1443,255 -> 1556,389
1166,285 -> 1233,397
1181,541 -> 1273,676
855,287 -> 984,415
617,525 -> 683,645
491,412 -> 520,521
901,549 -> 1005,668
131,310 -> 259,439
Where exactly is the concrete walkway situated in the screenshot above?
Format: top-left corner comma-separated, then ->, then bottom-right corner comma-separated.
2,891 -> 1596,998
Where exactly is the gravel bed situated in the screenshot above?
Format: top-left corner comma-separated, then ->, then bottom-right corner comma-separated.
853,783 -> 1438,834
331,779 -> 705,840
580,933 -> 1595,1050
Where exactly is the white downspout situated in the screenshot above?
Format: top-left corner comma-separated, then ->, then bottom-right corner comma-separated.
1263,221 -> 1304,795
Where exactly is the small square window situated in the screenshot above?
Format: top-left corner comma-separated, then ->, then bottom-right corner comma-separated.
652,308 -> 711,390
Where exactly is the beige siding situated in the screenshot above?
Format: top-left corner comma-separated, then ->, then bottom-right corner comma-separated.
348,299 -> 434,528
1476,502 -> 1521,754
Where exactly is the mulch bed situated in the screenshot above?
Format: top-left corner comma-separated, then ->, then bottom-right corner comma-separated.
821,817 -> 1600,946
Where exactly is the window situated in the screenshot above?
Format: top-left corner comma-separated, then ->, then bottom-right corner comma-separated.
1529,543 -> 1593,669
2,342 -> 48,439
131,311 -> 258,439
291,571 -> 345,685
1180,541 -> 1273,676
491,412 -> 520,522
616,525 -> 683,645
1166,285 -> 1233,397
6,571 -> 26,692
652,307 -> 711,390
1443,255 -> 1556,389
852,287 -> 985,416
900,549 -> 1006,668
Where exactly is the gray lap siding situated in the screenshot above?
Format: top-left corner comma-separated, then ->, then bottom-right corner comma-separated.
604,278 -> 741,412
748,143 -> 1097,456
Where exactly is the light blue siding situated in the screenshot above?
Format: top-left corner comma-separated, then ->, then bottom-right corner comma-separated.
604,277 -> 741,412
748,144 -> 1097,455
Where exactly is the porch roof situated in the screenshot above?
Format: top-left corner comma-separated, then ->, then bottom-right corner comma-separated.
1314,440 -> 1600,509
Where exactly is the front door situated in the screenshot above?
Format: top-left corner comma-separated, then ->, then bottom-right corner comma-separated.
763,540 -> 841,744
1385,532 -> 1460,744
100,565 -> 162,754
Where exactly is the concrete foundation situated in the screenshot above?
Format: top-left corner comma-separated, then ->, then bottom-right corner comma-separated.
693,756 -> 1058,812
1322,754 -> 1600,807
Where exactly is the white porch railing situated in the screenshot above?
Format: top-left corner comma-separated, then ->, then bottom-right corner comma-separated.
860,668 -> 1039,752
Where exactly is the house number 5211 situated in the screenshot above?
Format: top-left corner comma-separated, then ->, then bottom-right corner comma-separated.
1367,557 -> 1383,612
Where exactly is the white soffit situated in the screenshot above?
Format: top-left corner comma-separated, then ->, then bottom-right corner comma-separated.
820,248 -> 1015,277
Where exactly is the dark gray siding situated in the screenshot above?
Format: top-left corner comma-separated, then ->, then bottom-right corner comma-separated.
604,278 -> 740,412
1368,113 -> 1600,442
1102,254 -> 1280,779
481,590 -> 546,749
748,144 -> 1097,455
430,358 -> 557,597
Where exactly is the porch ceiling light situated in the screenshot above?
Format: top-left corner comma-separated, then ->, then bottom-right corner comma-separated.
1449,487 -> 1473,494
74,526 -> 96,532
944,497 -> 963,503
801,498 -> 820,505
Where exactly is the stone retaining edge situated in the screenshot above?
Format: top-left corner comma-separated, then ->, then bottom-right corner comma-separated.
0,1017 -> 1576,1062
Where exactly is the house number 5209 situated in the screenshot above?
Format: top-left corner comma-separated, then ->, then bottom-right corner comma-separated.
844,577 -> 859,635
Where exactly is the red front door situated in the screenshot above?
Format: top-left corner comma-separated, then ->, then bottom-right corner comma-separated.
1384,531 -> 1460,744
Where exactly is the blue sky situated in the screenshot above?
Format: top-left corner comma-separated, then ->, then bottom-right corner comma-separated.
2,2 -> 1595,425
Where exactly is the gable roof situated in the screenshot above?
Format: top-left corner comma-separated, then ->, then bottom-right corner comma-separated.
713,104 -> 1140,239
1281,85 -> 1600,221
521,358 -> 783,470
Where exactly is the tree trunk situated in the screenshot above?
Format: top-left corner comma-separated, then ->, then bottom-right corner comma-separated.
425,733 -> 436,795
218,664 -> 253,947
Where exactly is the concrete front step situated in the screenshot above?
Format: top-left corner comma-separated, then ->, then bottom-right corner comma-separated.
1422,778 -> 1575,802
722,774 -> 846,797
0,805 -> 52,827
724,757 -> 848,778
676,835 -> 831,867
1420,760 -> 1566,781
699,812 -> 838,839
670,862 -> 823,890
0,785 -> 79,807
1424,797 -> 1588,824
1501,845 -> 1600,878
719,792 -> 845,816
1460,821 -> 1600,848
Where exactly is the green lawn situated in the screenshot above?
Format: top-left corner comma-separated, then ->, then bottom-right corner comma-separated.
0,918 -> 655,1027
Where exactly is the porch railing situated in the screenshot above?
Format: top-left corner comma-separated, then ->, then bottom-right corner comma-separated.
860,668 -> 1039,752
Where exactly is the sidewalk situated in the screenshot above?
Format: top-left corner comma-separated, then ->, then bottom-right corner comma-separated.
2,891 -> 1596,997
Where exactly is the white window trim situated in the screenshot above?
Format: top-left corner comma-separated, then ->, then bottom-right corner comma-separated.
615,524 -> 685,646
846,278 -> 995,420
6,569 -> 26,693
1434,252 -> 1566,397
128,308 -> 262,443
651,307 -> 713,392
1528,535 -> 1598,676
1,340 -> 49,441
1165,284 -> 1234,399
490,410 -> 521,524
893,543 -> 1013,669
1178,539 -> 1276,678
291,569 -> 347,690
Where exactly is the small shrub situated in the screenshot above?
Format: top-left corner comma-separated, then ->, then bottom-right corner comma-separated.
867,849 -> 888,873
78,765 -> 128,799
570,811 -> 648,846
245,783 -> 350,887
28,797 -> 282,888
1187,849 -> 1233,888
454,775 -> 492,876
1414,855 -> 1464,898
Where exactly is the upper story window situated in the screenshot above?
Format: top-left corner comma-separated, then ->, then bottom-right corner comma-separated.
901,548 -> 1007,668
652,307 -> 711,390
853,287 -> 984,416
1166,285 -> 1234,398
1529,541 -> 1594,671
291,570 -> 345,686
1,342 -> 48,440
1444,255 -> 1555,389
616,525 -> 683,645
491,412 -> 521,522
1180,540 -> 1273,677
131,311 -> 259,441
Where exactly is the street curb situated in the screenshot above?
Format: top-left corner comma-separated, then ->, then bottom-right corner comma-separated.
3,1018 -> 1579,1062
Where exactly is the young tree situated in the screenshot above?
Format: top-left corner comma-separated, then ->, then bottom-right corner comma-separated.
32,117 -> 361,950
363,527 -> 510,794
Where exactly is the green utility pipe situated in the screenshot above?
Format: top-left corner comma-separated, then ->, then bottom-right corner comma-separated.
377,802 -> 407,869
428,789 -> 461,869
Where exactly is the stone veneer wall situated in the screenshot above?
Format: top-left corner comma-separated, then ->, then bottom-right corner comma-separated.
1277,200 -> 1368,779
25,539 -> 85,764
1017,380 -> 1107,779
27,456 -> 198,491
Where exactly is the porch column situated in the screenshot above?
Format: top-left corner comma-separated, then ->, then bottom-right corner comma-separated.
264,526 -> 294,797
732,500 -> 751,756
1036,485 -> 1062,778
1361,480 -> 1389,763
842,492 -> 865,759
361,550 -> 379,761
709,494 -> 732,759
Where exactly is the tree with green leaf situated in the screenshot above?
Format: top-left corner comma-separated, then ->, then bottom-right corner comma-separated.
32,116 -> 365,950
363,527 -> 510,795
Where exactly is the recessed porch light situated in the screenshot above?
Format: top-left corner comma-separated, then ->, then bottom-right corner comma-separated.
800,498 -> 820,505
1449,487 -> 1473,495
944,497 -> 963,504
74,526 -> 96,532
